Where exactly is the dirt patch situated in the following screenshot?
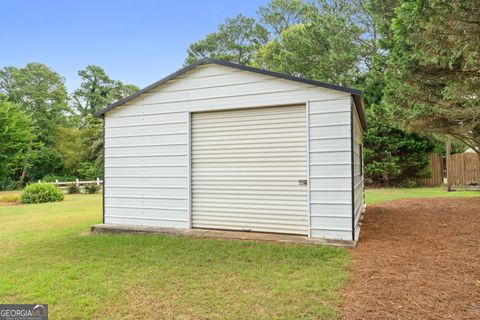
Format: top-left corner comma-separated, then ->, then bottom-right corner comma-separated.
0,201 -> 21,207
342,197 -> 480,320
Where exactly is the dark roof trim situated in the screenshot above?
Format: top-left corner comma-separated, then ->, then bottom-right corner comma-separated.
352,95 -> 367,131
94,58 -> 367,130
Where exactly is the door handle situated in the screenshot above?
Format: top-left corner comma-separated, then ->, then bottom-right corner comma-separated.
298,180 -> 308,186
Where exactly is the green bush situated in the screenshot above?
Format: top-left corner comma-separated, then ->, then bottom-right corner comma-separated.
21,183 -> 64,204
402,179 -> 419,188
26,146 -> 66,181
41,174 -> 76,183
77,162 -> 102,180
66,183 -> 80,194
84,182 -> 100,194
364,125 -> 435,186
0,177 -> 19,191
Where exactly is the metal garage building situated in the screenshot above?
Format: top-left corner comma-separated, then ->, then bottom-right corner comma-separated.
94,58 -> 366,242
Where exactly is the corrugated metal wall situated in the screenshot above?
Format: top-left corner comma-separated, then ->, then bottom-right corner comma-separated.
308,99 -> 354,240
352,99 -> 365,240
191,106 -> 308,235
103,63 -> 358,240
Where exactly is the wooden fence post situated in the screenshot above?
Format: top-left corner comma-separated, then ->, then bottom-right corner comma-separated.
96,177 -> 100,186
75,178 -> 79,187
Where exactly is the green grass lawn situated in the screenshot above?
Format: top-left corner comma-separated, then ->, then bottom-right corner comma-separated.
0,194 -> 350,319
1,187 -> 477,319
366,186 -> 479,205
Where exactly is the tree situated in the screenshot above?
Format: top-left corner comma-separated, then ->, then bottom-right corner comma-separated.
384,0 -> 480,152
72,65 -> 139,117
0,99 -> 36,189
55,116 -> 104,179
77,114 -> 104,179
185,14 -> 269,65
69,66 -> 138,178
255,5 -> 362,86
26,146 -> 65,181
364,125 -> 435,186
0,63 -> 71,145
258,0 -> 310,36
55,127 -> 88,175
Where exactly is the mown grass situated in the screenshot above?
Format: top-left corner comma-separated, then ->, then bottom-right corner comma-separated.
0,194 -> 350,319
366,186 -> 479,205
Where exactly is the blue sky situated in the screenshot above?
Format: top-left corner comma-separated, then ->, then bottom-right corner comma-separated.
1,0 -> 269,92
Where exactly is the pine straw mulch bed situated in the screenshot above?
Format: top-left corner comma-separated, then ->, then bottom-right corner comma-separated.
341,197 -> 480,320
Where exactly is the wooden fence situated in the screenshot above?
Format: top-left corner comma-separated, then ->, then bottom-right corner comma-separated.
38,178 -> 104,189
417,154 -> 444,186
448,153 -> 480,188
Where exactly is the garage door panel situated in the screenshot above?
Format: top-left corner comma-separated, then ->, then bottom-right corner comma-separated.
192,142 -> 306,151
192,133 -> 306,143
193,166 -> 306,171
191,115 -> 306,129
193,192 -> 307,200
192,157 -> 305,163
192,127 -> 306,138
193,222 -> 307,234
192,105 -> 308,235
193,216 -> 308,227
192,205 -> 307,216
191,185 -> 306,192
192,106 -> 304,121
192,181 -> 305,187
192,198 -> 307,208
193,162 -> 306,169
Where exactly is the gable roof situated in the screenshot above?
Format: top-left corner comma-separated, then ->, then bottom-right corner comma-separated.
94,58 -> 366,129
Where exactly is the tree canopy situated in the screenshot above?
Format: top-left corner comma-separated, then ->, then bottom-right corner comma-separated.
0,62 -> 137,188
384,0 -> 480,151
0,99 -> 36,188
72,65 -> 139,118
0,63 -> 71,145
0,0 -> 478,189
185,14 -> 269,65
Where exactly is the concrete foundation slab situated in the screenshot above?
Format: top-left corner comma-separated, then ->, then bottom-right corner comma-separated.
91,224 -> 356,247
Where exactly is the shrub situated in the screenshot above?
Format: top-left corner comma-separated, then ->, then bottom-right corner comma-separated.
0,177 -> 18,191
364,125 -> 435,186
66,183 -> 80,194
84,182 -> 100,194
1,194 -> 20,203
41,174 -> 76,183
77,162 -> 102,180
402,179 -> 419,188
21,183 -> 64,204
26,146 -> 65,181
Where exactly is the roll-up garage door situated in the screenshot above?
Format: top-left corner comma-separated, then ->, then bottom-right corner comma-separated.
191,105 -> 308,235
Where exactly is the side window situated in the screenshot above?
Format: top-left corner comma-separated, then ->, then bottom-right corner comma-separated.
359,144 -> 363,176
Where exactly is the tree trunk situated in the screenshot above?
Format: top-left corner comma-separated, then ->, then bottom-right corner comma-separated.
18,165 -> 27,188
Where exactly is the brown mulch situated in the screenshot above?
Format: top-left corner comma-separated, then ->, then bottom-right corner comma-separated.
341,197 -> 480,320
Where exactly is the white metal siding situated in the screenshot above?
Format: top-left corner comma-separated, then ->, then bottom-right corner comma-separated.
352,99 -> 365,240
191,106 -> 309,235
308,99 -> 353,240
104,63 -> 356,240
